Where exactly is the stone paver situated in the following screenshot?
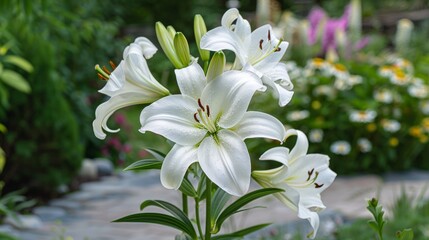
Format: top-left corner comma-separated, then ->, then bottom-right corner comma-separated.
3,170 -> 429,240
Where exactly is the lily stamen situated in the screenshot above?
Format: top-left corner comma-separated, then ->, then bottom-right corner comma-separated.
109,60 -> 117,70
95,64 -> 110,80
194,113 -> 200,123
197,108 -> 217,133
198,98 -> 205,111
253,38 -> 284,65
102,66 -> 111,75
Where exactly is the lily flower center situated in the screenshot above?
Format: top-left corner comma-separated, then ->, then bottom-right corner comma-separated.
252,30 -> 283,65
193,98 -> 217,134
287,168 -> 324,189
95,61 -> 117,80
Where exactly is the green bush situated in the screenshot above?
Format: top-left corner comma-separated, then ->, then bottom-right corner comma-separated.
1,25 -> 83,198
0,1 -> 98,198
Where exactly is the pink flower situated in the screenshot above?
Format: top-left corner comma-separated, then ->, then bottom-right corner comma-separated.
122,144 -> 132,153
307,5 -> 350,53
114,113 -> 127,126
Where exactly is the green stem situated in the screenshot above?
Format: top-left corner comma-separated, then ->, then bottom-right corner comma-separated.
204,178 -> 212,240
195,198 -> 204,239
203,60 -> 209,74
182,192 -> 188,216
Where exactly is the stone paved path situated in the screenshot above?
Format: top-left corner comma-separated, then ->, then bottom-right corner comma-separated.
2,170 -> 429,240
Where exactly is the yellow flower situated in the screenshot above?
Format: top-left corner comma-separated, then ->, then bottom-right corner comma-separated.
367,123 -> 377,132
422,118 -> 429,130
311,58 -> 325,68
409,126 -> 422,137
311,100 -> 321,110
333,63 -> 347,72
389,137 -> 399,147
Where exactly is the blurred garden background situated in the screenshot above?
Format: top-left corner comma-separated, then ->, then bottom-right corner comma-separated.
1,0 -> 429,239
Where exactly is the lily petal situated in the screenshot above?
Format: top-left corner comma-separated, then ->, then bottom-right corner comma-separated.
161,144 -> 198,189
259,146 -> 289,165
234,111 -> 286,142
200,27 -> 248,65
93,86 -> 159,139
140,95 -> 207,145
175,61 -> 206,99
201,70 -> 264,129
297,203 -> 320,239
261,64 -> 294,107
285,129 -> 309,164
198,129 -> 250,196
124,43 -> 169,96
133,37 -> 158,59
99,61 -> 125,96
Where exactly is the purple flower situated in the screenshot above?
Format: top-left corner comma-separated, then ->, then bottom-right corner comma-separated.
308,7 -> 326,45
307,5 -> 351,53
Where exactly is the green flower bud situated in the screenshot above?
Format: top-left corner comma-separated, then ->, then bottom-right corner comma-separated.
167,25 -> 177,39
155,21 -> 183,68
206,51 -> 225,82
194,14 -> 210,62
174,32 -> 191,68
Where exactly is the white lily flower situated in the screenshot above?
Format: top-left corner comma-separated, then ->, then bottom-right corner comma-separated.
93,37 -> 170,139
200,8 -> 293,106
252,129 -> 336,238
140,62 -> 286,196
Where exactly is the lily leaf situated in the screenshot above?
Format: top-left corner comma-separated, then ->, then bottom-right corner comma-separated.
139,200 -> 196,237
4,56 -> 33,72
213,188 -> 283,233
145,148 -> 166,161
179,177 -> 197,198
113,212 -> 196,239
210,188 -> 231,224
123,159 -> 162,171
212,223 -> 271,240
0,70 -> 31,93
197,174 -> 207,201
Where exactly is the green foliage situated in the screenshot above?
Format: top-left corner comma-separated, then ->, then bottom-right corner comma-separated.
114,212 -> 197,239
212,188 -> 283,234
367,198 -> 386,240
0,189 -> 36,226
0,1 -> 87,198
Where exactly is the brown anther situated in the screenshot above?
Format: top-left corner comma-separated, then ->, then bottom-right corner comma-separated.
259,39 -> 264,50
307,168 -> 315,181
97,73 -> 108,80
198,99 -> 205,111
109,60 -> 117,70
206,105 -> 210,117
314,183 -> 324,188
102,66 -> 111,75
193,113 -> 200,123
275,47 -> 281,52
268,30 -> 271,41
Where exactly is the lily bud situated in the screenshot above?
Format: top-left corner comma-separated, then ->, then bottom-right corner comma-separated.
167,25 -> 177,39
174,32 -> 191,68
206,51 -> 225,82
155,21 -> 183,68
194,14 -> 210,61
